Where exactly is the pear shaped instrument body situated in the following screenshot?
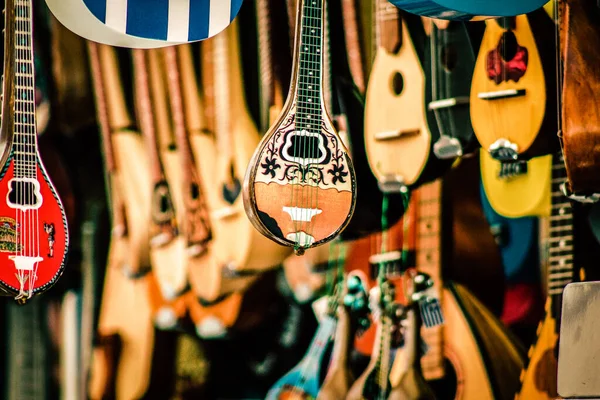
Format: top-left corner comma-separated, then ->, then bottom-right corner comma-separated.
244,0 -> 356,253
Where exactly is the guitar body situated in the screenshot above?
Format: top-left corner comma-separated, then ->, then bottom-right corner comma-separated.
0,156 -> 68,298
424,21 -> 482,157
516,308 -> 558,400
364,15 -> 435,188
428,283 -> 524,400
470,11 -> 557,160
387,0 -> 549,20
45,0 -> 244,48
480,152 -> 551,218
480,182 -> 539,282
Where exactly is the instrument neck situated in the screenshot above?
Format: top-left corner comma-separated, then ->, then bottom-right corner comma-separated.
13,0 -> 38,177
548,153 -> 574,314
301,315 -> 337,375
415,180 -> 445,378
373,0 -> 401,55
341,0 -> 366,92
292,0 -> 326,122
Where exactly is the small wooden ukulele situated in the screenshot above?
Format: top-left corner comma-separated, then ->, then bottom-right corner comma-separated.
265,286 -> 342,399
516,152 -> 573,400
243,0 -> 357,254
0,0 -> 69,302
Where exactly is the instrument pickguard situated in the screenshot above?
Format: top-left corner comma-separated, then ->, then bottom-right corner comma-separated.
0,159 -> 68,296
252,109 -> 354,247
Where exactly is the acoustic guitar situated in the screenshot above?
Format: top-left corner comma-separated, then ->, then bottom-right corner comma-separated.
45,0 -> 244,48
422,18 -> 482,159
364,2 -> 448,191
560,0 -> 600,202
387,0 -> 550,20
414,180 -> 525,400
0,0 -> 69,302
243,0 -> 357,254
515,152 -> 573,400
470,11 -> 557,162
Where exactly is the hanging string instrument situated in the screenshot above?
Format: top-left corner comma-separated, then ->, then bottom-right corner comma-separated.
0,0 -> 69,302
243,0 -> 357,254
364,2 -> 449,192
413,180 -> 525,400
329,0 -> 405,238
265,285 -> 343,400
422,18 -> 482,160
560,0 -> 600,203
44,0 -> 244,48
386,0 -> 550,20
516,152 -> 573,400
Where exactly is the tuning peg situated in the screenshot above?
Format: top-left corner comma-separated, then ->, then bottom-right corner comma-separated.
346,275 -> 362,291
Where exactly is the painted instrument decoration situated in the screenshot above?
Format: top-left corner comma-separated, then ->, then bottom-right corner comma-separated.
386,0 -> 549,21
560,0 -> 600,203
45,0 -> 245,49
0,0 -> 69,302
470,12 -> 557,164
243,0 -> 357,254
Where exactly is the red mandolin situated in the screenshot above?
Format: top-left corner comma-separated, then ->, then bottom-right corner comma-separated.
0,0 -> 68,302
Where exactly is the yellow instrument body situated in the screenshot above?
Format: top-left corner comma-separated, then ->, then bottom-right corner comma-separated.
481,152 -> 552,218
470,15 -> 547,155
364,19 -> 431,186
516,306 -> 559,400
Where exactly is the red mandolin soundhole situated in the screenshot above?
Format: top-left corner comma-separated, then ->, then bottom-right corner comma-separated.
0,159 -> 68,298
248,113 -> 355,249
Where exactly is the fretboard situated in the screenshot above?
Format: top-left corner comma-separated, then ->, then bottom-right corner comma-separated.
295,0 -> 324,133
548,153 -> 574,300
416,179 -> 445,380
13,0 -> 38,178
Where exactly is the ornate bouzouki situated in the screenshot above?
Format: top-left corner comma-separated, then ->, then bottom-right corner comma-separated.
560,0 -> 600,203
243,0 -> 357,254
515,163 -> 574,398
423,19 -> 482,159
386,0 -> 550,20
364,2 -> 449,191
45,0 -> 244,48
0,0 -> 69,302
470,11 -> 557,162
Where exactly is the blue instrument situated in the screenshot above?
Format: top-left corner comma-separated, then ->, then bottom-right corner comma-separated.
480,181 -> 539,284
265,316 -> 337,399
387,0 -> 549,20
45,0 -> 244,48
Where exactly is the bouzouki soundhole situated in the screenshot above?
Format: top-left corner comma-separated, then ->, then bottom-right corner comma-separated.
391,72 -> 405,96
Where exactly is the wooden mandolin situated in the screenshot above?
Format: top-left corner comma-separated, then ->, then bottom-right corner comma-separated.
470,11 -> 557,162
515,153 -> 573,400
364,2 -> 447,191
243,0 -> 357,254
0,0 -> 69,302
